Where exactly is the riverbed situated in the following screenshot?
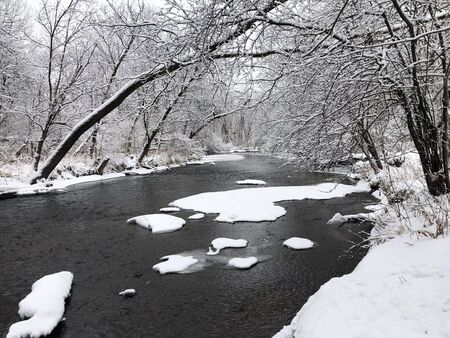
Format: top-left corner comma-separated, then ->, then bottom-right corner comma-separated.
0,155 -> 375,337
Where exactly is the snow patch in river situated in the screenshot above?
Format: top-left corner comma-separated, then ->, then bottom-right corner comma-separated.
127,214 -> 185,233
228,257 -> 258,269
7,271 -> 73,338
170,182 -> 370,223
153,255 -> 200,275
159,207 -> 180,213
236,179 -> 266,185
283,237 -> 316,250
326,213 -> 349,226
118,289 -> 136,297
188,213 -> 205,220
206,238 -> 248,255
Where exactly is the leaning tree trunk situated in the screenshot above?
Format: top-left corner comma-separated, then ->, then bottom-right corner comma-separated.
30,63 -> 180,184
29,0 -> 287,184
189,111 -> 230,139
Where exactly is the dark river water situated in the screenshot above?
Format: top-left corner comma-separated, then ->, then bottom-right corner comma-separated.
0,155 -> 375,338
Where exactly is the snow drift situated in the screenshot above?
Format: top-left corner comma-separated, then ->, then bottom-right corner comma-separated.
274,236 -> 450,338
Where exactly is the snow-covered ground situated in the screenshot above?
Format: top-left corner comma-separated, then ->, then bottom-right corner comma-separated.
275,152 -> 450,338
0,152 -> 248,198
7,271 -> 73,338
0,166 -> 171,197
127,214 -> 186,233
275,235 -> 450,338
170,181 -> 370,223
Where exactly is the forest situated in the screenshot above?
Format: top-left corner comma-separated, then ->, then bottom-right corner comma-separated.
0,0 -> 447,193
1,0 -> 449,337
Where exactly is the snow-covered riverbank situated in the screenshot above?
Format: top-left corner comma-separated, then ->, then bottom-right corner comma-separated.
0,153 -> 246,198
275,235 -> 450,338
274,152 -> 450,338
0,166 -> 173,197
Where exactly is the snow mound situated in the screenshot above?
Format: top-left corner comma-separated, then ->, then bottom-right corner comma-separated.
127,214 -> 185,233
186,160 -> 213,165
159,207 -> 180,213
188,213 -> 205,220
170,182 -> 370,223
274,236 -> 450,338
364,204 -> 385,212
283,237 -> 316,250
326,213 -> 349,226
153,255 -> 199,275
206,238 -> 248,255
327,211 -> 376,226
7,271 -> 73,338
118,289 -> 136,297
236,179 -> 266,185
202,154 -> 244,162
228,257 -> 258,269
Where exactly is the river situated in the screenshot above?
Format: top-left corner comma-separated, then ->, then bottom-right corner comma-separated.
0,155 -> 375,337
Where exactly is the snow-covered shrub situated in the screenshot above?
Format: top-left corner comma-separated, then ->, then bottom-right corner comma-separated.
353,152 -> 449,240
200,131 -> 233,154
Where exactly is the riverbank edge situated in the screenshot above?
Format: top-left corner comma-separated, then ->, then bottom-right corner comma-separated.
0,151 -> 257,199
273,152 -> 449,338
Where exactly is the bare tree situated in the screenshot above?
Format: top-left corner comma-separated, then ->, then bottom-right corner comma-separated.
30,0 -> 289,183
30,0 -> 96,171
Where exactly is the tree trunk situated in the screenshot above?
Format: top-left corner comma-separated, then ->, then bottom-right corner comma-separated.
95,157 -> 110,175
89,123 -> 100,159
357,121 -> 383,171
32,126 -> 50,171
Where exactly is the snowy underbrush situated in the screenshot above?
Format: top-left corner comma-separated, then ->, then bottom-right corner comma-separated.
0,138 -> 204,188
276,151 -> 450,338
351,152 -> 449,240
201,132 -> 234,154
